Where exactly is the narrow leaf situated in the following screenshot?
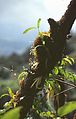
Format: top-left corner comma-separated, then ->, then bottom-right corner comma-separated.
0,94 -> 9,99
63,57 -> 73,65
0,109 -> 6,115
69,57 -> 74,64
23,27 -> 36,34
57,101 -> 76,117
18,71 -> 28,80
7,87 -> 14,98
53,67 -> 58,75
37,18 -> 41,29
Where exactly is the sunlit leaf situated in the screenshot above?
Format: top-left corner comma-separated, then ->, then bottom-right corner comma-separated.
23,27 -> 36,34
0,109 -> 6,115
40,111 -> 51,118
42,40 -> 45,45
63,57 -> 73,65
61,60 -> 65,66
49,73 -> 52,78
0,94 -> 9,99
7,87 -> 14,98
2,107 -> 21,119
37,18 -> 41,30
53,67 -> 58,75
4,101 -> 11,109
18,71 -> 28,80
70,57 -> 74,64
57,101 -> 76,117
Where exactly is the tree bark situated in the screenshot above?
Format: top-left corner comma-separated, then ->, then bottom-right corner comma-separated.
14,0 -> 76,119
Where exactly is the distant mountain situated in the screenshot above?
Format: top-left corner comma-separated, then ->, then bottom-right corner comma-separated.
0,33 -> 76,56
0,39 -> 31,56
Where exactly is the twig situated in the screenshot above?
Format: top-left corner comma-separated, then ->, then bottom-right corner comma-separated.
54,87 -> 75,97
54,78 -> 76,88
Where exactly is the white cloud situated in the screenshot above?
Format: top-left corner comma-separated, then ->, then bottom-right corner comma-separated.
0,0 -> 76,41
43,0 -> 70,20
0,0 -> 76,55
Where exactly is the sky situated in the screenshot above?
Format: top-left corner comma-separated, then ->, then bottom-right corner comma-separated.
0,0 -> 76,55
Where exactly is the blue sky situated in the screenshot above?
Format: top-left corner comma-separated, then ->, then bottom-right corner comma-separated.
0,0 -> 76,55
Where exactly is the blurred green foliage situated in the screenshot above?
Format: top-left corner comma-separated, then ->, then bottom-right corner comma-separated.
0,79 -> 19,95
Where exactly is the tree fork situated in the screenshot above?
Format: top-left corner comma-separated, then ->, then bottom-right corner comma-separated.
14,0 -> 76,119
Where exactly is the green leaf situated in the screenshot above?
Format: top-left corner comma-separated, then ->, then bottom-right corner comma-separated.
37,18 -> 41,29
61,60 -> 65,66
49,73 -> 52,78
70,57 -> 74,64
7,87 -> 14,98
23,27 -> 36,34
2,107 -> 21,119
63,57 -> 73,65
53,67 -> 59,75
40,111 -> 51,117
57,101 -> 76,117
4,101 -> 11,109
18,71 -> 28,80
0,94 -> 9,99
0,109 -> 6,115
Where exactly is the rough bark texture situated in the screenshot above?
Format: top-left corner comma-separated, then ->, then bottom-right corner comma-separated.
14,0 -> 76,119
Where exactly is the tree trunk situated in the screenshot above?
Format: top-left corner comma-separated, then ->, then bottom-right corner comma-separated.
14,0 -> 76,119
